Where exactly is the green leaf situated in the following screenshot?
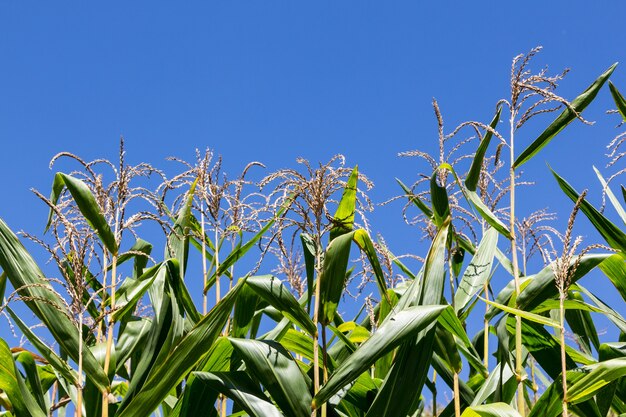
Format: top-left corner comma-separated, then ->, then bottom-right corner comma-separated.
552,168 -> 626,254
466,106 -> 502,191
320,231 -> 355,326
461,402 -> 523,417
430,170 -> 450,226
230,338 -> 312,417
353,229 -> 389,304
514,63 -> 617,168
330,166 -> 358,241
300,232 -> 316,312
246,275 -> 316,336
609,81 -> 626,121
514,253 -> 611,313
194,371 -> 283,417
593,166 -> 626,225
454,227 -> 498,313
396,178 -> 434,219
46,173 -> 118,254
530,362 -> 621,417
598,254 -> 626,303
5,307 -> 77,386
166,179 -> 197,278
312,304 -> 448,408
0,338 -> 46,417
116,278 -> 243,417
0,217 -> 110,393
483,297 -> 560,327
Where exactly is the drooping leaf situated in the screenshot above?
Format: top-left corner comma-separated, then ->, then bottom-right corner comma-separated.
313,304 -> 448,409
330,166 -> 358,241
396,178 -> 434,219
246,275 -> 316,336
514,63 -> 617,168
230,338 -> 312,417
194,371 -> 283,417
46,172 -> 117,255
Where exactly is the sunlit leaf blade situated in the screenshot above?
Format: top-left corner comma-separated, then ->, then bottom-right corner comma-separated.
246,275 -> 316,336
461,402 -> 523,417
568,358 -> 626,403
320,231 -> 355,326
552,168 -> 626,253
230,339 -> 312,417
15,352 -> 45,411
353,229 -> 389,303
593,166 -> 626,225
47,173 -> 118,254
330,165 -> 358,241
482,297 -> 560,328
365,219 -> 449,417
513,253 -> 612,313
194,371 -> 283,417
0,271 -> 6,301
514,63 -> 617,169
6,307 -> 77,386
454,227 -> 498,313
598,254 -> 626,303
313,304 -> 448,409
609,81 -> 626,121
396,178 -> 434,219
116,279 -> 243,417
0,217 -> 110,393
0,338 -> 46,417
466,106 -> 502,191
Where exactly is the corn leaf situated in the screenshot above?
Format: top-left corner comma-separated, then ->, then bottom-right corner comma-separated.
46,172 -> 117,255
454,227 -> 498,313
0,217 -> 110,393
194,371 -> 283,417
461,402 -> 523,417
514,63 -> 617,168
320,231 -> 355,326
609,81 -> 626,121
330,166 -> 358,241
116,279 -> 243,417
313,304 -> 448,409
246,275 -> 316,336
466,106 -> 502,191
230,338 -> 312,417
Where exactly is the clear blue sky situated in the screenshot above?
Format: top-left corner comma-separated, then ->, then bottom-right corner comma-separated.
1,3 -> 626,340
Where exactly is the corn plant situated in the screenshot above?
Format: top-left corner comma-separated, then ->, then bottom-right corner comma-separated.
1,49 -> 626,417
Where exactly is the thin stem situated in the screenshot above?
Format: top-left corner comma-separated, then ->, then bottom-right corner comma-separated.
311,232 -> 323,417
76,313 -> 83,417
321,325 -> 328,417
215,226 -> 221,304
432,370 -> 438,416
102,253 -> 117,417
453,372 -> 461,417
560,292 -> 569,417
483,282 -> 490,370
201,205 -> 208,315
510,113 -> 525,416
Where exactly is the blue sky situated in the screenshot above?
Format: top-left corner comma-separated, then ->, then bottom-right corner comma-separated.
1,2 -> 626,349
